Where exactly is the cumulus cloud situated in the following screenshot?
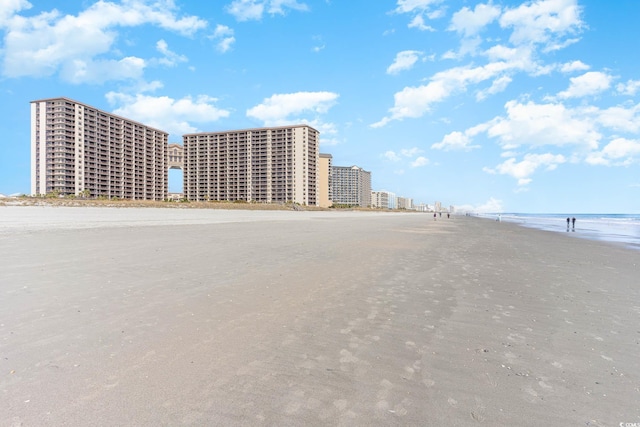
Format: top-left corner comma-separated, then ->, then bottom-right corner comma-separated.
375,0 -> 585,127
373,62 -> 519,127
226,0 -> 308,21
586,138 -> 640,166
0,0 -> 31,27
384,151 -> 401,162
449,3 -> 501,38
156,40 -> 188,67
595,104 -> 640,133
395,0 -> 443,31
486,100 -> 601,150
560,60 -> 589,73
617,79 -> 640,96
387,50 -> 423,75
105,92 -> 230,139
432,124 -> 486,151
408,15 -> 435,31
499,0 -> 584,49
395,0 -> 443,14
210,25 -> 236,53
484,153 -> 566,185
382,147 -> 426,169
476,75 -> 513,101
556,71 -> 612,99
61,57 -> 147,85
1,0 -> 206,82
246,91 -> 339,126
411,156 -> 429,167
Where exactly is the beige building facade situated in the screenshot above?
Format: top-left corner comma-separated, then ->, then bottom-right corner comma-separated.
183,125 -> 319,205
318,153 -> 333,208
30,97 -> 168,200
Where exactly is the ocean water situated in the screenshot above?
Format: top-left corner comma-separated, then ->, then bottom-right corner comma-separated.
481,213 -> 640,250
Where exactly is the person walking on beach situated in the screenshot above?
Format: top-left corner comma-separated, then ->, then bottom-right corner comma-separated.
572,217 -> 576,231
566,217 -> 570,231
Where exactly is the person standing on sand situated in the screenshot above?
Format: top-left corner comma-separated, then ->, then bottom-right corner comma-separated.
566,217 -> 570,231
572,217 -> 576,231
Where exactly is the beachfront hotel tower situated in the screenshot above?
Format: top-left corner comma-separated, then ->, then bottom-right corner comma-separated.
318,153 -> 333,208
183,125 -> 319,205
30,97 -> 168,200
331,165 -> 372,207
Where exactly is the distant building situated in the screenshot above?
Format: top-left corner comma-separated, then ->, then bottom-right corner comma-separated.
167,143 -> 183,170
372,190 -> 397,209
397,196 -> 413,210
371,190 -> 389,209
434,201 -> 442,212
318,153 -> 333,208
30,97 -> 168,200
183,125 -> 319,206
331,165 -> 371,207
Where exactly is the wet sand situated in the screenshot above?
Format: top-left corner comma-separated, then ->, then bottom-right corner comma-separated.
1,207 -> 638,426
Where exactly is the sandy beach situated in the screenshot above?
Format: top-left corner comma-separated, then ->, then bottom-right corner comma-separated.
1,207 -> 638,426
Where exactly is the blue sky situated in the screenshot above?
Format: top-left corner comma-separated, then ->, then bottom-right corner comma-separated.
1,0 -> 639,213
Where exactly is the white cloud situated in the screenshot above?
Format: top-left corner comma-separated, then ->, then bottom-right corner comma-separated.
560,60 -> 589,73
311,35 -> 325,53
105,92 -> 230,139
400,147 -> 423,157
268,0 -> 309,15
595,104 -> 640,134
556,71 -> 612,99
432,128 -> 484,151
395,0 -> 443,31
226,0 -> 308,21
499,0 -> 584,49
210,25 -> 235,53
383,147 -> 425,168
61,57 -> 146,84
395,0 -> 443,14
383,147 -> 423,162
225,0 -> 263,21
586,138 -> 640,166
384,151 -> 401,162
411,156 -> 430,167
617,79 -> 640,96
476,75 -> 512,101
156,40 -> 187,66
485,100 -> 601,150
1,0 -> 206,82
246,91 -> 339,126
387,50 -> 423,75
408,15 -> 435,31
449,3 -> 501,38
373,62 -> 519,127
0,0 -> 31,27
484,153 -> 566,185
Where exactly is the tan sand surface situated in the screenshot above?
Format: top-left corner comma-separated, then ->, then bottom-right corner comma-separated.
1,207 -> 638,426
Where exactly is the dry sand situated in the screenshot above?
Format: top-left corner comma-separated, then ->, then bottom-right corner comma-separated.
1,207 -> 638,426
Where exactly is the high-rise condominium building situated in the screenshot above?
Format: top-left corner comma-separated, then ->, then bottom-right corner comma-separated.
31,97 -> 168,200
318,153 -> 333,208
331,165 -> 371,207
183,125 -> 319,205
397,196 -> 414,210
